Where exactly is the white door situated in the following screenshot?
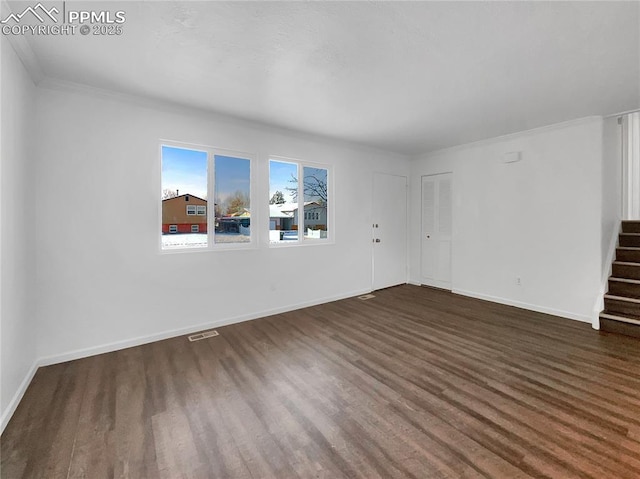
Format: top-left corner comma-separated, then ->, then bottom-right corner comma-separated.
372,173 -> 407,290
421,173 -> 452,289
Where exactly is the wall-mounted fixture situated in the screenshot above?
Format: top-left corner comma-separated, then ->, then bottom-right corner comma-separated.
503,151 -> 522,163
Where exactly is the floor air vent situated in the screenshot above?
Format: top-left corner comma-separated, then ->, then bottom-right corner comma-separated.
358,294 -> 376,300
188,330 -> 219,342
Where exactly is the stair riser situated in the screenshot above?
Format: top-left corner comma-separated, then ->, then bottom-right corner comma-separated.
619,235 -> 640,247
622,221 -> 640,234
600,318 -> 640,338
604,298 -> 640,316
612,264 -> 640,280
608,281 -> 640,299
617,249 -> 640,262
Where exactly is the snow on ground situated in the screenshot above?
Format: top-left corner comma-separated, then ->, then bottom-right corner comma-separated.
162,233 -> 250,249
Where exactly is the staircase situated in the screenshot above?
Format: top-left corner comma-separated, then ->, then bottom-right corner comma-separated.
600,220 -> 640,338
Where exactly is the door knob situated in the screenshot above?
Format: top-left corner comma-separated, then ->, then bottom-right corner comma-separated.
375,239 -> 381,243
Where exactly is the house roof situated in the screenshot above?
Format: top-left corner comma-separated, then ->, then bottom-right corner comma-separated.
162,193 -> 207,203
269,204 -> 292,218
269,203 -> 292,218
279,201 -> 325,213
269,202 -> 326,218
225,208 -> 250,218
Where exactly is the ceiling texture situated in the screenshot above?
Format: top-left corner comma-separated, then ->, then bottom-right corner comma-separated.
12,1 -> 640,155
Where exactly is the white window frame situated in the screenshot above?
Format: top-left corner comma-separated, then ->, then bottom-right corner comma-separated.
268,156 -> 333,247
191,224 -> 199,233
196,205 -> 206,216
186,204 -> 197,215
160,140 -> 256,253
169,224 -> 178,234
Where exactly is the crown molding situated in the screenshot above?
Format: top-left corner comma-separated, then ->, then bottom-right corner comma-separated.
417,116 -> 604,160
1,0 -> 45,84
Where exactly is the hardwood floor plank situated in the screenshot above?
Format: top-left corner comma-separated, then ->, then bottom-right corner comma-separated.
2,285 -> 640,478
235,324 -> 448,479
65,355 -> 117,479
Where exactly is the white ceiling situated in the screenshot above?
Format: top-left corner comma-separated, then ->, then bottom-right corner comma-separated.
16,1 -> 640,155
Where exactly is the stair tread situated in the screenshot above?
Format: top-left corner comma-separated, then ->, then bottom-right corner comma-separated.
609,277 -> 640,284
613,261 -> 640,266
617,247 -> 640,251
604,294 -> 640,304
620,233 -> 640,236
601,309 -> 640,319
600,312 -> 640,325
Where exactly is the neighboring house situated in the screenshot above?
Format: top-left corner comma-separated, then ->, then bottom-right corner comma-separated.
292,201 -> 327,231
218,208 -> 250,234
269,201 -> 327,231
162,194 -> 207,234
269,204 -> 294,231
269,202 -> 327,231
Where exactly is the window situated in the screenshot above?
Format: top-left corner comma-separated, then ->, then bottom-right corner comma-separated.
161,143 -> 252,251
214,155 -> 251,245
269,158 -> 330,244
162,146 -> 208,249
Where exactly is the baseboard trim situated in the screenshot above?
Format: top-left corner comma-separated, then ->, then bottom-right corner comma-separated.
1,361 -> 39,434
420,278 -> 452,290
37,288 -> 371,367
452,289 -> 592,324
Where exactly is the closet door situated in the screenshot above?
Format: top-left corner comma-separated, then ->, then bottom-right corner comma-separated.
421,173 -> 452,289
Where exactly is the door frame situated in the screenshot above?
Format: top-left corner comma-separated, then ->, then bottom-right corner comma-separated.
622,112 -> 640,220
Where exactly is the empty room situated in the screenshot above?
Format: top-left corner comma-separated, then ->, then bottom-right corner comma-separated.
1,1 -> 640,477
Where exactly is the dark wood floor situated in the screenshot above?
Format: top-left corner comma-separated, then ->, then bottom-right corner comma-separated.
2,285 -> 640,478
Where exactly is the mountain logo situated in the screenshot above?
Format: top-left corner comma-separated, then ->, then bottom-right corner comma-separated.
1,3 -> 59,24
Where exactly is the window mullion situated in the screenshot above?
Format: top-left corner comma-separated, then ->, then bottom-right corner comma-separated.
208,150 -> 215,249
298,163 -> 304,243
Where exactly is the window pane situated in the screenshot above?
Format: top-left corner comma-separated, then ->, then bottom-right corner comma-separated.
303,166 -> 328,239
161,146 -> 208,249
269,160 -> 298,243
214,155 -> 251,244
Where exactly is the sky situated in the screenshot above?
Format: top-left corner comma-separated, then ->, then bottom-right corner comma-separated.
303,166 -> 328,203
269,160 -> 298,204
214,155 -> 250,203
162,147 -> 326,206
161,146 -> 250,202
162,146 -> 208,199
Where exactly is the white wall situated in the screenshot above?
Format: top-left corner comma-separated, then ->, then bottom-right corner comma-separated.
33,82 -> 409,363
1,37 -> 37,430
410,118 -> 603,323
